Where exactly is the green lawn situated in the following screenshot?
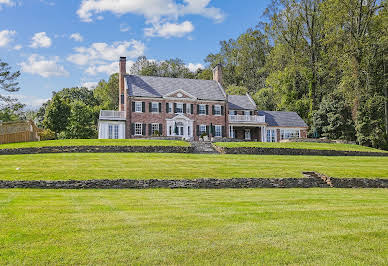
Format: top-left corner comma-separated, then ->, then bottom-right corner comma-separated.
0,139 -> 190,149
215,141 -> 388,153
0,189 -> 386,265
1,153 -> 387,180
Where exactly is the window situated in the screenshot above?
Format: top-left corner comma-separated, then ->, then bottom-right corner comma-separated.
152,123 -> 159,135
108,125 -> 113,139
151,102 -> 159,113
186,104 -> 191,114
266,129 -> 276,142
135,102 -> 142,112
114,125 -> 119,139
167,103 -> 172,113
120,94 -> 124,105
214,105 -> 221,116
215,125 -> 222,137
175,103 -> 183,113
281,129 -> 300,140
199,125 -> 207,134
244,110 -> 251,116
188,126 -> 191,136
169,126 -> 172,135
199,104 -> 206,115
230,110 -> 236,115
135,123 -> 143,135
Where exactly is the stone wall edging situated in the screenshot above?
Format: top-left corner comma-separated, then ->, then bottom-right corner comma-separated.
0,145 -> 193,155
216,146 -> 388,157
0,177 -> 386,189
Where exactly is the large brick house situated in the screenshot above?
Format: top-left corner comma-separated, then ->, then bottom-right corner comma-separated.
98,57 -> 308,141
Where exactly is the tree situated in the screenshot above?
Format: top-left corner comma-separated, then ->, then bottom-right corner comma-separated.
62,101 -> 96,139
94,73 -> 119,110
0,59 -> 21,107
43,94 -> 71,134
312,92 -> 355,140
253,87 -> 277,111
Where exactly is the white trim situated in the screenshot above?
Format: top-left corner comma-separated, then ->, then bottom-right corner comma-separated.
246,93 -> 257,109
135,101 -> 143,113
163,89 -> 197,100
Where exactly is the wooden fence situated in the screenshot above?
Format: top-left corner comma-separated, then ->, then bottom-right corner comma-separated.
0,131 -> 38,145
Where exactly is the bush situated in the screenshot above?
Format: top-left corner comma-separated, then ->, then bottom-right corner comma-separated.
38,129 -> 56,140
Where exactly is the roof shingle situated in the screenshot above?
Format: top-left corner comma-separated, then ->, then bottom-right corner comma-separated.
258,111 -> 308,127
228,95 -> 257,110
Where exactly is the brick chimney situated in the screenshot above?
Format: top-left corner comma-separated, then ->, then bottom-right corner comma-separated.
212,64 -> 223,84
119,57 -> 126,111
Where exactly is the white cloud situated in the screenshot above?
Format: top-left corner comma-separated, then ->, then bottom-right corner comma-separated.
81,81 -> 98,89
9,94 -> 49,108
0,29 -> 16,47
70,33 -> 83,42
30,32 -> 52,48
0,0 -> 14,10
85,60 -> 134,76
120,23 -> 131,32
186,63 -> 203,72
20,54 -> 69,78
145,21 -> 194,38
13,44 -> 22,50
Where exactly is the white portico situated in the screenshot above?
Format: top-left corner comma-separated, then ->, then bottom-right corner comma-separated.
166,114 -> 194,140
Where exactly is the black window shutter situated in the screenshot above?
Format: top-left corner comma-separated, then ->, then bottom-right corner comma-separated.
142,102 -> 145,112
166,103 -> 169,113
222,126 -> 225,137
183,103 -> 186,113
132,102 -> 135,112
149,102 -> 152,112
206,125 -> 210,135
131,123 -> 135,135
206,105 -> 209,115
148,124 -> 152,136
196,125 -> 200,136
221,106 -> 224,115
197,104 -> 200,114
142,124 -> 146,136
212,105 -> 215,115
159,124 -> 163,135
174,103 -> 177,113
250,111 -> 253,115
159,103 -> 162,113
191,104 -> 194,114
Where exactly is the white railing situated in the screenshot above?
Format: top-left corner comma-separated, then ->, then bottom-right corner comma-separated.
229,115 -> 265,123
99,110 -> 126,120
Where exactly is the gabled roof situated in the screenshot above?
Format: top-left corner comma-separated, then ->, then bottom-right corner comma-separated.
258,111 -> 308,128
228,94 -> 257,110
126,75 -> 226,101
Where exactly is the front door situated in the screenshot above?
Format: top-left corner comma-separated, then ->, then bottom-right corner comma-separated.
245,129 -> 251,140
177,126 -> 184,136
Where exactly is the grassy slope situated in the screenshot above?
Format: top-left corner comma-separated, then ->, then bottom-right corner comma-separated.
0,139 -> 190,149
0,189 -> 387,265
215,141 -> 388,153
1,153 -> 387,180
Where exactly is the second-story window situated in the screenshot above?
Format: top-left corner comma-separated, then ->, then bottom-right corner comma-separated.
135,102 -> 143,112
151,102 -> 159,113
175,103 -> 183,114
214,105 -> 221,116
199,104 -> 206,115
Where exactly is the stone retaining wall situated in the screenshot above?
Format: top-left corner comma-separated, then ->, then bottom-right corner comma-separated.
0,177 -> 386,189
216,146 -> 388,157
0,145 -> 193,155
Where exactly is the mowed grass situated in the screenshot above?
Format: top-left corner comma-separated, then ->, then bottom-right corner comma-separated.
215,141 -> 388,153
0,139 -> 190,149
0,189 -> 387,265
1,153 -> 388,180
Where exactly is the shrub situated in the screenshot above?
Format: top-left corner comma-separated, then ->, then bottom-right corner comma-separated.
38,129 -> 56,140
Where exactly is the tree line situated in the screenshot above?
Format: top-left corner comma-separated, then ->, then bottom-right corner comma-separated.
1,0 -> 387,148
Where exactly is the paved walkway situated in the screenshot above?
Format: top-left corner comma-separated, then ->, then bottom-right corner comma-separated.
190,141 -> 219,154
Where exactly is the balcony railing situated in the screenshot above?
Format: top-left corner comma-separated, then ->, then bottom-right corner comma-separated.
229,115 -> 266,123
99,110 -> 126,120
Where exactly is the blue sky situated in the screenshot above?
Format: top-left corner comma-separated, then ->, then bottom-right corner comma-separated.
0,0 -> 270,108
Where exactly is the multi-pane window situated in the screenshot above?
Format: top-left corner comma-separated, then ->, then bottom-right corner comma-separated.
186,104 -> 191,114
167,103 -> 172,113
114,125 -> 119,139
266,129 -> 276,142
199,125 -> 207,134
215,125 -> 222,137
135,102 -> 142,112
280,129 -> 300,140
175,103 -> 183,113
135,123 -> 143,135
230,110 -> 237,115
152,123 -> 159,135
244,110 -> 251,116
214,105 -> 221,116
108,124 -> 119,139
108,125 -> 113,139
199,104 -> 206,115
151,102 -> 159,112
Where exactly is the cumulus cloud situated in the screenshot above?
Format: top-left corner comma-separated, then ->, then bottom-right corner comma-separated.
30,32 -> 52,48
120,23 -> 131,32
81,81 -> 98,89
70,33 -> 83,42
145,21 -> 194,38
0,29 -> 16,47
20,54 -> 69,78
186,63 -> 204,72
0,0 -> 14,10
85,60 -> 134,76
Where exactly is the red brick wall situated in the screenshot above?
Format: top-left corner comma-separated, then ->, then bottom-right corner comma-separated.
127,97 -> 227,140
